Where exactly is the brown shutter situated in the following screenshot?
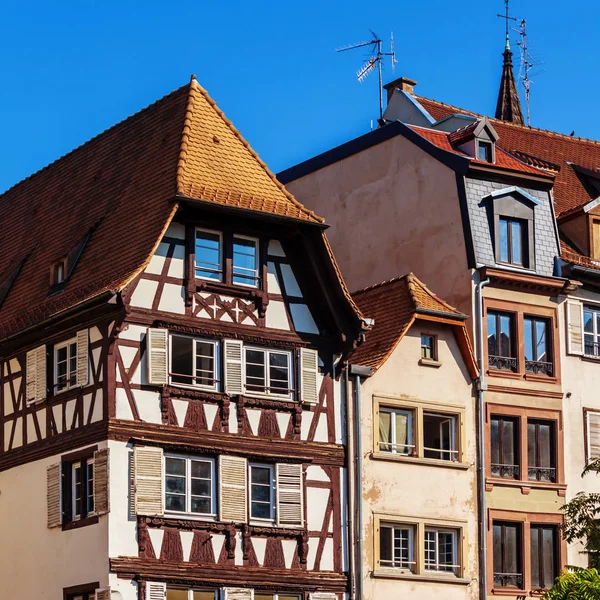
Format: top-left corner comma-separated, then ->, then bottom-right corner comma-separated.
222,589 -> 254,600
300,348 -> 319,404
219,455 -> 247,523
224,340 -> 244,395
276,463 -> 303,527
94,448 -> 110,516
134,446 -> 164,516
76,329 -> 89,387
588,412 -> 600,462
95,589 -> 111,600
47,463 -> 62,528
147,328 -> 169,386
146,583 -> 166,600
26,345 -> 47,404
567,300 -> 584,356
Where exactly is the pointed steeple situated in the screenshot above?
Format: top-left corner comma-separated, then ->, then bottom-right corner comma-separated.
495,38 -> 524,125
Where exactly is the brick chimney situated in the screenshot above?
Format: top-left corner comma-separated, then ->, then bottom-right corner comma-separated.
383,77 -> 418,103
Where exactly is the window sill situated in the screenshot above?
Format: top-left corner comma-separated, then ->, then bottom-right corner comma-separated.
371,452 -> 470,470
418,358 -> 442,368
62,515 -> 99,531
164,512 -> 217,522
485,476 -> 566,496
372,569 -> 471,585
523,372 -> 557,384
582,354 -> 600,363
490,588 -> 527,596
195,279 -> 263,298
487,368 -> 522,380
487,369 -> 558,385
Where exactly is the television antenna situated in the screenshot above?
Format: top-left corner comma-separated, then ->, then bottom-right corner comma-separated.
336,30 -> 397,119
514,18 -> 544,127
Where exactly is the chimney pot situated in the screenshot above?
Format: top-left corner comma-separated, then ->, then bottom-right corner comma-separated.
383,76 -> 418,102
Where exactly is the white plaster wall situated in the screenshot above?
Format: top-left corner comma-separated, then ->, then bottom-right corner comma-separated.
0,442 -> 109,598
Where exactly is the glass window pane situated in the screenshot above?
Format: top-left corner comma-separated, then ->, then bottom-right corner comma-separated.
193,593 -> 216,600
233,237 -> 258,286
488,313 -> 497,355
167,590 -> 188,600
165,494 -> 185,512
505,524 -> 518,574
166,476 -> 186,494
531,527 -> 540,588
251,502 -> 271,519
395,412 -> 411,453
524,317 -> 533,362
251,466 -> 271,485
252,485 -> 271,502
254,595 -> 273,600
191,479 -> 211,497
535,320 -> 547,362
502,419 -> 516,465
542,528 -> 556,588
491,418 -> 500,465
511,220 -> 523,265
191,497 -> 212,514
195,341 -> 215,386
585,309 -> 594,333
379,411 -> 392,452
166,457 -> 186,476
171,336 -> 194,386
499,315 -> 512,357
528,421 -> 536,469
539,423 -> 553,469
499,218 -> 509,262
493,524 -> 503,574
191,460 -> 211,479
380,526 -> 393,562
195,231 -> 221,280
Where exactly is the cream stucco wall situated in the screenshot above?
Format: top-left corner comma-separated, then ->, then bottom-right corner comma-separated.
358,322 -> 478,600
0,442 -> 109,598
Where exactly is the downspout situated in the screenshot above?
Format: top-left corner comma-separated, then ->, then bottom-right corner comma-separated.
476,273 -> 490,599
344,363 -> 355,600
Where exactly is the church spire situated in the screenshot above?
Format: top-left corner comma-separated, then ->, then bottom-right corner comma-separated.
495,0 -> 524,124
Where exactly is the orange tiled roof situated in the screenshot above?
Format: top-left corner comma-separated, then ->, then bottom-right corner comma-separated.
414,94 -> 600,218
350,273 -> 467,370
0,78 -> 322,340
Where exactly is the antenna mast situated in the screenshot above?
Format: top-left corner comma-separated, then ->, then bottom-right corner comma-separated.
336,31 -> 397,119
515,19 -> 537,127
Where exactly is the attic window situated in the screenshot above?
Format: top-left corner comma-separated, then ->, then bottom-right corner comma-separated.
478,141 -> 494,163
52,259 -> 67,285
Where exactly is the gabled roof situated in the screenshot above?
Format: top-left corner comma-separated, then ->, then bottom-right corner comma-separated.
0,77 -> 323,340
413,94 -> 600,218
350,273 -> 477,377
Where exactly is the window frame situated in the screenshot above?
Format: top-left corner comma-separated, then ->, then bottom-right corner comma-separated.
487,310 -> 517,372
232,234 -> 260,288
164,454 -> 217,519
61,447 -> 98,530
583,305 -> 600,357
249,463 -> 276,523
165,589 -> 218,600
530,524 -> 559,590
490,415 -> 520,480
498,216 -> 527,267
54,336 -> 78,394
378,407 -> 415,456
243,346 -> 294,400
63,583 -> 100,600
422,412 -> 458,461
379,522 -> 416,572
168,334 -> 220,392
420,333 -> 437,361
492,520 -> 523,589
523,315 -> 553,376
424,527 -> 460,575
477,140 -> 494,163
194,228 -> 224,282
527,419 -> 557,483
584,408 -> 600,464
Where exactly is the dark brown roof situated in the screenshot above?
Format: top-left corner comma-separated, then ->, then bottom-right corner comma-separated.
495,47 -> 524,125
0,78 -> 325,340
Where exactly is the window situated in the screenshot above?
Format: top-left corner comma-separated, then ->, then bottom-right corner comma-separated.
423,413 -> 458,461
64,585 -> 99,600
527,420 -> 556,482
487,311 -> 515,371
498,216 -> 527,267
195,229 -> 222,281
165,455 -> 215,517
586,410 -> 600,463
424,528 -> 459,575
244,347 -> 292,397
493,522 -> 523,588
524,316 -> 552,376
478,140 -> 493,162
55,338 -> 78,392
491,416 -> 519,479
166,590 -> 217,600
255,595 -> 300,600
378,408 -> 415,455
63,456 -> 95,523
530,525 -> 558,589
233,235 -> 259,287
380,523 -> 415,571
53,259 -> 66,285
170,334 -> 219,390
584,305 -> 600,357
249,464 -> 275,521
421,334 -> 436,360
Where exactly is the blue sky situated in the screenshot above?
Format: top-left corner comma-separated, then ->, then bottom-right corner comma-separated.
0,0 -> 597,193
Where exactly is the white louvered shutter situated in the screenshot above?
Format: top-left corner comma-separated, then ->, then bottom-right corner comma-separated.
146,582 -> 167,600
219,455 -> 247,523
94,448 -> 110,516
76,329 -> 89,387
95,588 -> 111,600
26,345 -> 47,404
221,589 -> 254,600
134,446 -> 164,516
276,463 -> 303,527
47,463 -> 62,528
588,412 -> 600,462
224,339 -> 243,395
567,300 -> 584,356
300,348 -> 319,404
147,328 -> 169,385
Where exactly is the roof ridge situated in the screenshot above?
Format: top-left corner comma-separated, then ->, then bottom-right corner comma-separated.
186,79 -> 324,223
351,274 -> 409,296
0,82 -> 190,199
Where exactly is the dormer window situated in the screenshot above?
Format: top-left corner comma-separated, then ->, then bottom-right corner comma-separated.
51,258 -> 68,286
478,141 -> 494,163
499,216 -> 526,267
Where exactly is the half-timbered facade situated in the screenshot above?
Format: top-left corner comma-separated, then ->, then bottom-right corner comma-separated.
0,77 -> 364,600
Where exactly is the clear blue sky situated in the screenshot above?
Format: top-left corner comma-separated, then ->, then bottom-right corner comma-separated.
0,0 -> 596,193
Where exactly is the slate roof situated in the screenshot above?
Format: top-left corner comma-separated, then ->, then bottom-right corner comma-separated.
350,273 -> 473,372
415,94 -> 600,219
0,78 -> 326,340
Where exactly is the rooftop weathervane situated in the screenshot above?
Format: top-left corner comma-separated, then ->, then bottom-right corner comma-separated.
336,30 -> 397,120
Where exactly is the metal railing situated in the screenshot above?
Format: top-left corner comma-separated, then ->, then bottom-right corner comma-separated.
488,355 -> 517,371
425,563 -> 461,576
493,572 -> 523,588
525,360 -> 554,376
379,559 -> 416,571
423,447 -> 459,461
585,341 -> 600,357
528,466 -> 556,482
379,441 -> 416,455
491,463 -> 520,479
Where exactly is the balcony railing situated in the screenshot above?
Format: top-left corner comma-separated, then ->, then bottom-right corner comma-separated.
425,562 -> 461,576
491,463 -> 520,479
379,441 -> 416,456
585,341 -> 600,357
488,355 -> 517,371
494,572 -> 523,588
525,360 -> 554,376
379,559 -> 416,571
528,466 -> 556,482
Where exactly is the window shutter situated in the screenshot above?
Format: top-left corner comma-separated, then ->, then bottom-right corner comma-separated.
219,455 -> 247,523
146,583 -> 167,600
566,300 -> 584,356
300,348 -> 319,404
95,589 -> 111,600
588,412 -> 600,462
224,339 -> 244,395
221,589 -> 254,600
76,329 -> 89,387
94,448 -> 110,516
47,463 -> 62,528
26,345 -> 47,404
276,463 -> 303,527
134,446 -> 164,516
147,328 -> 169,386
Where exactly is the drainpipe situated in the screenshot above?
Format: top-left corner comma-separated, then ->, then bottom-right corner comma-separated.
349,363 -> 374,600
343,363 -> 355,600
476,273 -> 490,599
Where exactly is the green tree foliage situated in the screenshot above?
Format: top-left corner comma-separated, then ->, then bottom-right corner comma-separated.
543,567 -> 600,599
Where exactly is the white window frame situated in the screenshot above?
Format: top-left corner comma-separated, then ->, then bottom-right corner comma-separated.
379,522 -> 416,571
232,234 -> 260,288
379,407 -> 415,455
164,454 -> 216,519
249,463 -> 275,523
584,305 -> 600,357
165,589 -> 218,600
423,412 -> 459,462
424,527 -> 459,575
169,334 -> 220,392
71,456 -> 94,521
54,337 -> 78,394
195,228 -> 223,282
243,347 -> 293,400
